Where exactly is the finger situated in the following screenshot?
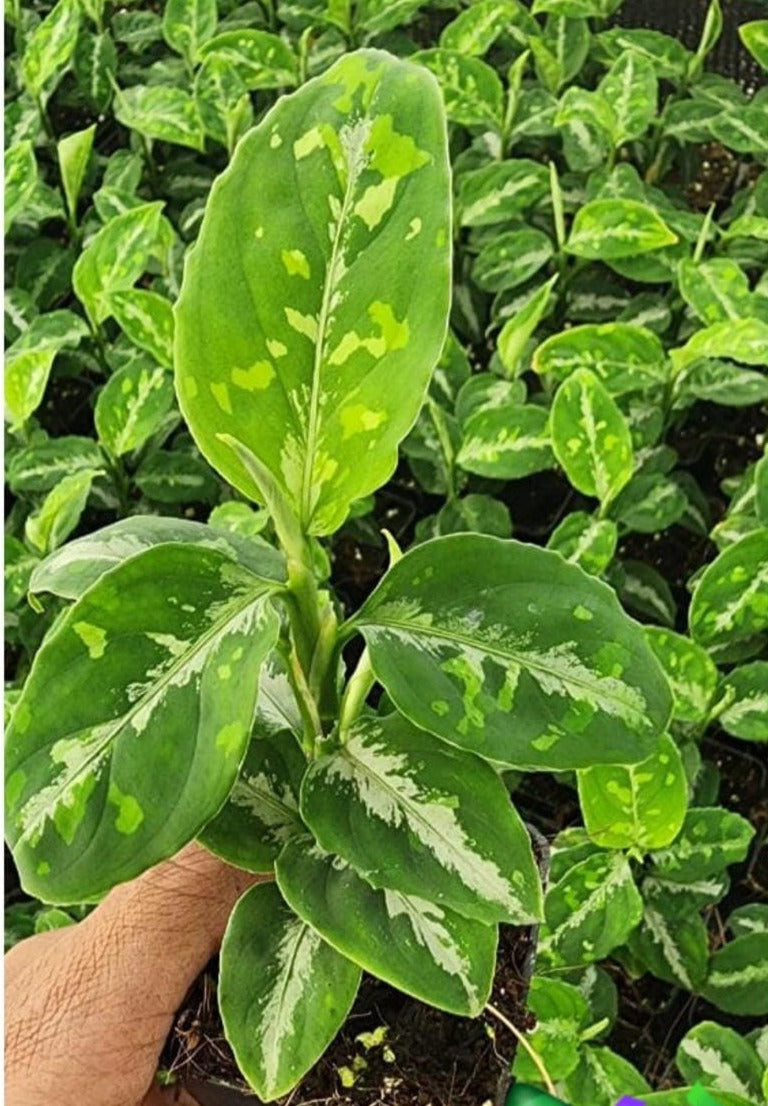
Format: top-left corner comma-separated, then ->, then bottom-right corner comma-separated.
6,844 -> 264,1106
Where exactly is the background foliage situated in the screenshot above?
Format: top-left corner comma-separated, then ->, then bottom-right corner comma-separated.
5,0 -> 768,1102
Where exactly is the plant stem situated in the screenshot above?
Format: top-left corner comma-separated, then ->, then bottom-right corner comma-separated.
285,645 -> 324,758
485,1002 -> 557,1097
338,647 -> 376,738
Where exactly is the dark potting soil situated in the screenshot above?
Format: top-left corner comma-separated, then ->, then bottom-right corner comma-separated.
162,920 -> 538,1106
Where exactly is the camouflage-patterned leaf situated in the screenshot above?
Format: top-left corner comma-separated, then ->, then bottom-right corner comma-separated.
458,159 -> 549,227
578,733 -> 688,852
353,534 -> 671,770
109,289 -> 174,366
645,626 -> 718,723
719,662 -> 768,742
276,836 -> 497,1016
95,361 -> 175,457
533,323 -> 667,395
5,543 -> 282,902
219,882 -> 360,1102
300,712 -> 542,925
176,50 -> 451,537
547,512 -> 618,575
689,530 -> 768,648
550,368 -> 634,504
412,49 -> 503,130
457,404 -> 553,479
567,199 -> 677,260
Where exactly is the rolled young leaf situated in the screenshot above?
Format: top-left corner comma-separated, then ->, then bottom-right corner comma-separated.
219,882 -> 361,1102
5,543 -> 282,902
300,713 -> 542,925
276,836 -> 497,1016
176,49 -> 451,537
352,535 -> 671,769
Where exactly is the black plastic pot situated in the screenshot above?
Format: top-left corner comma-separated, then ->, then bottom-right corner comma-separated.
175,826 -> 550,1106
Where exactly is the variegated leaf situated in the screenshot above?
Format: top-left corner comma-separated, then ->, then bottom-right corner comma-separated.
512,977 -> 589,1083
703,933 -> 768,1016
671,318 -> 768,373
677,1022 -> 765,1104
550,368 -> 634,504
24,470 -> 99,555
353,535 -> 671,769
176,50 -> 451,537
719,662 -> 768,742
300,713 -> 542,925
162,0 -> 217,64
546,511 -> 617,575
276,836 -> 496,1016
95,361 -> 175,457
73,202 -> 166,326
647,807 -> 754,884
678,258 -> 754,325
689,529 -> 768,648
645,626 -> 718,723
472,228 -> 554,293
457,403 -> 553,479
198,30 -> 299,89
532,322 -> 667,395
457,158 -> 549,227
626,889 -> 708,991
219,882 -> 360,1102
597,48 -> 657,145
30,515 -> 284,600
5,543 -> 282,902
21,0 -> 80,98
740,20 -> 768,70
564,1046 -> 651,1106
539,852 -> 642,967
201,728 -> 305,873
566,199 -> 677,260
7,436 -> 103,495
109,289 -> 174,366
577,733 -> 687,852
412,49 -> 503,130
4,310 -> 90,426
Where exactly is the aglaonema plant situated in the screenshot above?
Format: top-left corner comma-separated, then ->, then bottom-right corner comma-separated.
5,49 -> 673,1101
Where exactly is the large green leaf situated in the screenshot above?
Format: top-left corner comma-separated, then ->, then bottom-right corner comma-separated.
176,49 -> 451,537
276,837 -> 496,1015
30,515 -> 283,600
565,1046 -> 651,1106
219,882 -> 360,1102
689,530 -> 768,648
5,543 -> 282,902
550,368 -> 634,504
578,733 -> 687,852
678,258 -> 754,325
353,535 -> 671,769
300,713 -> 542,925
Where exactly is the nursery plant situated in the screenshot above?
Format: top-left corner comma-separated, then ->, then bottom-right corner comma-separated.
5,47 -> 679,1100
5,1 -> 768,1104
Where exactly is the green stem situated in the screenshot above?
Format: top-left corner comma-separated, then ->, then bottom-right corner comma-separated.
285,645 -> 323,757
338,647 -> 376,739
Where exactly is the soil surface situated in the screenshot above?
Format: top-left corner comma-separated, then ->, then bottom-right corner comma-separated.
163,921 -> 538,1106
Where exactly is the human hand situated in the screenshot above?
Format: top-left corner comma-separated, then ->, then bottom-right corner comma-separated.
5,842 -> 261,1106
